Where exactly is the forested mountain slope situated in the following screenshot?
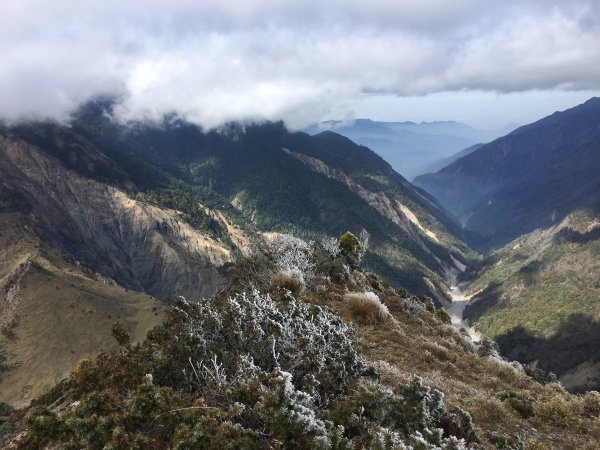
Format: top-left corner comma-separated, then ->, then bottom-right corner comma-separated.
1,100 -> 474,302
462,205 -> 600,393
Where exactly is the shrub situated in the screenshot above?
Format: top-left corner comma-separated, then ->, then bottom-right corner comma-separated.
523,364 -> 556,384
319,235 -> 341,259
260,371 -> 334,448
331,378 -> 470,448
477,338 -> 500,358
400,296 -> 427,317
26,408 -> 66,443
496,391 -> 534,419
154,290 -> 366,402
418,296 -> 436,313
0,402 -> 14,417
346,292 -> 391,324
436,308 -> 452,324
392,376 -> 446,434
581,391 -> 600,418
267,234 -> 315,285
111,322 -> 131,347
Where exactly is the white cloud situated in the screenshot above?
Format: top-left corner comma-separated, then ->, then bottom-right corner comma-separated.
1,0 -> 599,128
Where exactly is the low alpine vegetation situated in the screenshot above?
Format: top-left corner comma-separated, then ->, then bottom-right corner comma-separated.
3,232 -> 600,449
11,287 -> 473,450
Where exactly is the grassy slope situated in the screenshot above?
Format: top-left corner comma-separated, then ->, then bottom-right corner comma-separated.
0,214 -> 164,408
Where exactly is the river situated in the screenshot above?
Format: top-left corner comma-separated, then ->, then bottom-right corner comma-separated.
446,283 -> 481,342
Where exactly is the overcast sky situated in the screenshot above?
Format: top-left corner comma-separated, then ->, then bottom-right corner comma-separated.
2,0 -> 600,129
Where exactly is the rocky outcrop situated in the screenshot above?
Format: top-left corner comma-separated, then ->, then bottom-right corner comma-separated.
0,137 -> 231,300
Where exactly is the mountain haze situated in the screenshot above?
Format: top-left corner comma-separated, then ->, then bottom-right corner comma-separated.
306,119 -> 515,179
414,97 -> 600,248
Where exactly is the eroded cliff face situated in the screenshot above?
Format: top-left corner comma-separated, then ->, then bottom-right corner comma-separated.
0,136 -> 232,301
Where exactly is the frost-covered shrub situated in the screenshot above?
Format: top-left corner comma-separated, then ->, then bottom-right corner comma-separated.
267,234 -> 315,285
157,290 -> 365,402
331,378 -> 473,449
371,427 -> 410,449
320,235 -> 342,259
176,368 -> 348,450
346,292 -> 391,324
392,376 -> 446,434
260,371 -> 333,448
400,297 -> 427,317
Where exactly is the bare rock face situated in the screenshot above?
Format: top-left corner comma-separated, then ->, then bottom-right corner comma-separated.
0,136 -> 231,300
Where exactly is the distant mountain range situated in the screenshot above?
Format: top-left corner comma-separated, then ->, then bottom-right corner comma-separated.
412,143 -> 484,178
414,97 -> 600,249
305,119 -> 516,179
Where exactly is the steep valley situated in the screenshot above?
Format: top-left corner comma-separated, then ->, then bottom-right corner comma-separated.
1,103 -> 474,303
3,230 -> 600,449
411,98 -> 600,394
414,97 -> 600,249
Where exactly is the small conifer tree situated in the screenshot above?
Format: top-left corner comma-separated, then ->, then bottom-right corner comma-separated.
338,231 -> 363,268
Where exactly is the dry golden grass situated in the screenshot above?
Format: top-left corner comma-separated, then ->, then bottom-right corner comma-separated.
524,437 -> 551,450
270,270 -> 305,296
345,291 -> 391,324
